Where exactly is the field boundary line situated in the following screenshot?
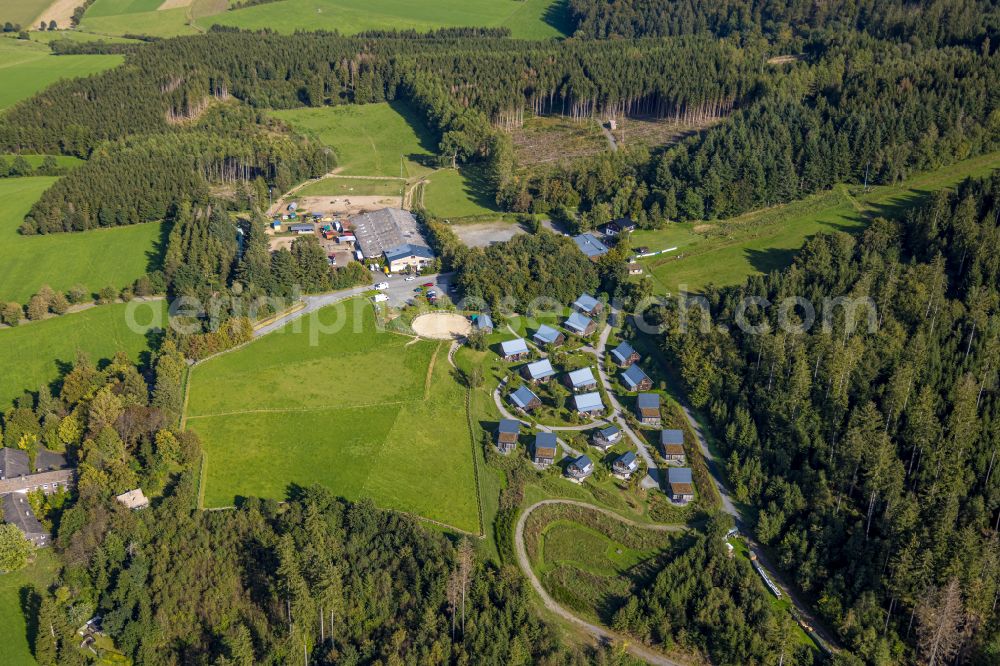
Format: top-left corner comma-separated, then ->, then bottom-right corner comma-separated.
423,341 -> 442,400
185,399 -> 413,420
464,387 -> 486,538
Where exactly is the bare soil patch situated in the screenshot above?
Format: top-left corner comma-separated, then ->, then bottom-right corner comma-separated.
512,115 -> 608,167
451,221 -> 525,248
614,115 -> 726,150
269,195 -> 402,218
411,313 -> 471,340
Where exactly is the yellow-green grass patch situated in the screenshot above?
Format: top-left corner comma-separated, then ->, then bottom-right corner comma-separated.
186,300 -> 481,532
0,37 -> 123,110
271,102 -> 437,179
421,167 -> 499,219
0,549 -> 60,666
295,176 -> 404,199
79,5 -> 197,37
0,0 -> 52,28
0,177 -> 164,303
0,300 -> 166,407
203,0 -> 569,40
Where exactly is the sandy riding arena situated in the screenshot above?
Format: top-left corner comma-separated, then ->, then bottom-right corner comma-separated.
411,313 -> 471,340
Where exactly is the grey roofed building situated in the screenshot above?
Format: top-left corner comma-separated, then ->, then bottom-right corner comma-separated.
573,293 -> 601,315
2,492 -> 48,546
573,233 -> 610,259
0,448 -> 30,480
564,311 -> 595,335
574,391 -> 604,414
500,338 -> 530,358
383,243 -> 435,264
475,313 -> 494,332
567,454 -> 594,479
661,430 -> 684,446
351,208 -> 425,259
523,359 -> 556,381
533,432 -> 559,464
621,364 -> 652,390
613,451 -> 639,474
533,324 -> 564,346
610,340 -> 640,366
566,367 -> 597,390
34,450 -> 68,474
636,393 -> 660,410
498,419 -> 521,436
288,223 -> 315,233
668,467 -> 695,501
509,386 -> 541,411
593,424 -> 622,446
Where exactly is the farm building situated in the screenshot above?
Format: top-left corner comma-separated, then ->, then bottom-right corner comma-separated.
351,208 -> 430,260
565,312 -> 596,336
628,263 -> 643,275
384,243 -> 435,273
668,467 -> 695,503
572,293 -> 602,316
574,392 -> 604,415
496,419 -> 520,454
0,448 -> 73,497
566,454 -> 594,481
533,432 -> 558,466
565,367 -> 597,392
592,424 -> 622,450
660,430 -> 686,463
500,338 -> 530,361
289,223 -> 315,235
613,451 -> 639,478
522,359 -> 556,383
474,313 -> 494,333
636,393 -> 661,425
533,324 -> 565,347
1,492 -> 48,547
116,488 -> 150,510
509,386 -> 541,413
573,233 -> 610,260
621,364 -> 653,391
610,340 -> 640,367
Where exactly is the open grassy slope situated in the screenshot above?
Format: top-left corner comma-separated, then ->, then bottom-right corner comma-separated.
0,37 -> 123,110
0,550 -> 59,666
420,167 -> 500,219
0,0 -> 51,28
203,0 -> 569,39
0,300 -> 166,408
186,300 -> 481,532
634,151 -> 1000,293
272,102 -> 437,178
0,177 -> 164,303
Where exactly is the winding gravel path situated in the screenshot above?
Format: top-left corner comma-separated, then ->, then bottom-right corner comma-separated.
515,499 -> 687,666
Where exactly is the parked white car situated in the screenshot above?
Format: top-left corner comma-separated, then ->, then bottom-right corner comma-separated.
375,282 -> 389,290
404,276 -> 416,281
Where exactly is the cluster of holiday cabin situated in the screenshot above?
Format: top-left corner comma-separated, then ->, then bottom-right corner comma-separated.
636,393 -> 662,425
565,454 -> 594,482
522,359 -> 556,384
532,433 -> 559,466
612,451 -> 640,479
592,424 -> 623,450
659,429 -> 686,463
667,467 -> 695,503
500,338 -> 530,362
621,364 -> 653,391
509,386 -> 542,413
610,340 -> 640,367
495,419 -> 520,454
533,324 -> 565,348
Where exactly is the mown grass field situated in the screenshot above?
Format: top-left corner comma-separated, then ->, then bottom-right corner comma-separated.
0,0 -> 51,27
0,299 -> 166,408
79,5 -> 197,37
0,177 -> 164,303
0,37 -> 123,110
186,300 -> 481,532
634,151 -> 1000,293
85,0 -> 165,18
272,102 -> 437,179
204,0 -> 568,39
0,550 -> 59,666
296,176 -> 404,199
421,167 -> 499,219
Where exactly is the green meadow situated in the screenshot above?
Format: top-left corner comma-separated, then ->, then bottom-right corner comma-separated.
295,176 -> 404,199
186,300 -> 481,533
204,0 -> 568,40
421,167 -> 500,219
0,0 -> 50,27
85,0 -> 167,18
634,151 -> 1000,293
79,6 -> 197,37
0,38 -> 123,110
0,177 -> 164,303
0,550 -> 59,666
272,102 -> 437,178
0,300 -> 166,408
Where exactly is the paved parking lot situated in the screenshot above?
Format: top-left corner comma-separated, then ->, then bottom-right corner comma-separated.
379,272 -> 456,308
452,221 -> 526,248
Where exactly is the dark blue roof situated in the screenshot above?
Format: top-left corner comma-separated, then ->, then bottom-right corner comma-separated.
636,393 -> 660,409
510,386 -> 539,408
573,233 -> 610,258
668,467 -> 693,484
599,425 -> 621,438
622,364 -> 650,389
565,312 -> 594,334
573,454 -> 593,468
616,451 -> 637,466
611,341 -> 636,362
661,429 -> 684,445
535,432 -> 558,448
498,419 -> 520,434
574,293 -> 600,312
533,324 -> 562,344
384,243 -> 435,263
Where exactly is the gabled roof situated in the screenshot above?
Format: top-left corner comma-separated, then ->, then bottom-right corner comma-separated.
598,424 -> 621,439
2,492 -> 46,538
573,233 -> 610,258
384,243 -> 435,263
476,313 -> 494,330
34,450 -> 68,473
524,359 -> 556,380
660,430 -> 684,446
574,392 -> 604,412
0,448 -> 30,480
534,432 -> 558,454
636,392 -> 660,410
565,312 -> 594,334
498,419 -> 521,435
610,340 -> 637,363
573,293 -> 600,313
621,364 -> 650,389
500,338 -> 529,356
668,467 -> 693,485
571,454 -> 593,470
533,324 -> 562,345
115,488 -> 149,510
615,451 -> 638,468
510,386 -> 540,409
567,367 -> 596,388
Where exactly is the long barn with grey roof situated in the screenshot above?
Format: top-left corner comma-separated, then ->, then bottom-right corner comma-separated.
350,208 -> 434,266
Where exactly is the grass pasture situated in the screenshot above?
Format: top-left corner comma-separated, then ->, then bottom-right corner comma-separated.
85,0 -> 165,18
0,550 -> 59,666
78,5 -> 197,37
0,177 -> 164,303
420,167 -> 499,219
272,102 -> 437,179
0,300 -> 166,408
0,0 -> 51,27
0,37 -> 123,110
635,151 -> 1000,293
296,176 -> 404,199
204,0 -> 569,39
186,300 -> 481,533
